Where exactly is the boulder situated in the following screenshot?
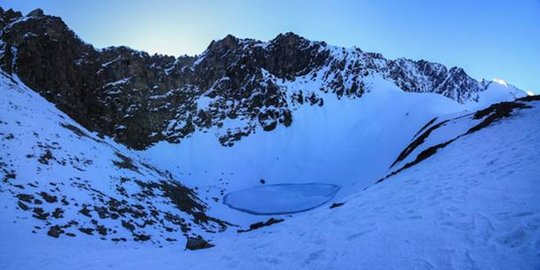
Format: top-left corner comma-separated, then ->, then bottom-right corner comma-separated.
185,236 -> 214,250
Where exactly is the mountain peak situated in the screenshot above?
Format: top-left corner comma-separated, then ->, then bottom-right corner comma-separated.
207,34 -> 241,52
273,32 -> 304,41
0,8 -> 23,25
270,32 -> 311,48
26,8 -> 45,18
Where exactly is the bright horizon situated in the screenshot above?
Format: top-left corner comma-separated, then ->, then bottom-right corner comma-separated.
2,0 -> 539,93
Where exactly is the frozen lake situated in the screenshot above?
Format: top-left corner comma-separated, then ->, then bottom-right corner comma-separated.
223,183 -> 340,215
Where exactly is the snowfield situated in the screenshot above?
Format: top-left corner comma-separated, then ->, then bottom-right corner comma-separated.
2,93 -> 539,269
1,68 -> 539,270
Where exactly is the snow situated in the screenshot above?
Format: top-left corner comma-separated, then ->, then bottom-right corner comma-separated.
469,79 -> 528,110
2,90 -> 539,269
101,56 -> 121,67
103,77 -> 132,88
1,56 -> 539,269
192,51 -> 208,66
142,74 -> 465,202
223,183 -> 340,215
0,72 -> 226,248
196,95 -> 214,110
493,77 -> 508,86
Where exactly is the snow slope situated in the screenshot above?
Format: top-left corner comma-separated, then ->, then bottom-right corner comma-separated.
140,73 -> 529,225
142,75 -> 466,200
0,72 -> 228,246
2,84 -> 539,269
471,78 -> 527,109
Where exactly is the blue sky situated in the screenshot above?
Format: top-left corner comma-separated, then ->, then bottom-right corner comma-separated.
2,0 -> 539,92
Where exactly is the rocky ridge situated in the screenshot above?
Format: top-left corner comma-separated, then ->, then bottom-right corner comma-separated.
0,8 -> 506,149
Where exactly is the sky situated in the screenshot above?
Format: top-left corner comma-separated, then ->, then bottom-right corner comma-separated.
1,0 -> 539,92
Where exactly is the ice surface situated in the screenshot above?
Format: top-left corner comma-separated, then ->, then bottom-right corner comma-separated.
223,183 -> 340,215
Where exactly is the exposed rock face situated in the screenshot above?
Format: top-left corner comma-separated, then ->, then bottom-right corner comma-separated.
388,60 -> 482,103
0,8 -> 490,149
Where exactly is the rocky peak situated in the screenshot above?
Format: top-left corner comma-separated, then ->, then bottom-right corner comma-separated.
265,32 -> 329,79
1,8 -> 46,31
438,66 -> 482,102
2,8 -> 22,20
0,8 -> 23,28
270,32 -> 306,47
386,57 -> 483,103
210,34 -> 241,51
447,66 -> 469,79
26,8 -> 45,17
0,9 -> 98,130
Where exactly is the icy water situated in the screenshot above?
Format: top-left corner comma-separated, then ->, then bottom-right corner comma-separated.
223,183 -> 340,215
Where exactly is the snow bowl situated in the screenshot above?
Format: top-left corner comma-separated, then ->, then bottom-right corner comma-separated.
223,183 -> 340,215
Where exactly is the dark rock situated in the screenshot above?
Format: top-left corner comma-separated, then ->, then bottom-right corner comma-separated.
51,208 -> 64,219
96,225 -> 107,236
79,205 -> 92,217
32,207 -> 49,220
16,193 -> 34,203
517,94 -> 540,102
47,225 -> 64,238
121,220 -> 135,231
112,152 -> 139,173
390,119 -> 450,168
17,201 -> 30,211
38,149 -> 54,165
39,191 -> 57,203
185,236 -> 214,250
133,233 -> 151,241
78,227 -> 94,235
238,218 -> 284,233
27,8 -> 44,17
329,202 -> 345,209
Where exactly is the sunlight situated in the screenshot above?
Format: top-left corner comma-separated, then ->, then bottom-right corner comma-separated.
493,78 -> 508,86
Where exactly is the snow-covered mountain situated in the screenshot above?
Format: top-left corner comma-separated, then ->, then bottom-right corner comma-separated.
1,7 -> 538,270
2,69 -> 539,269
0,8 -> 526,149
